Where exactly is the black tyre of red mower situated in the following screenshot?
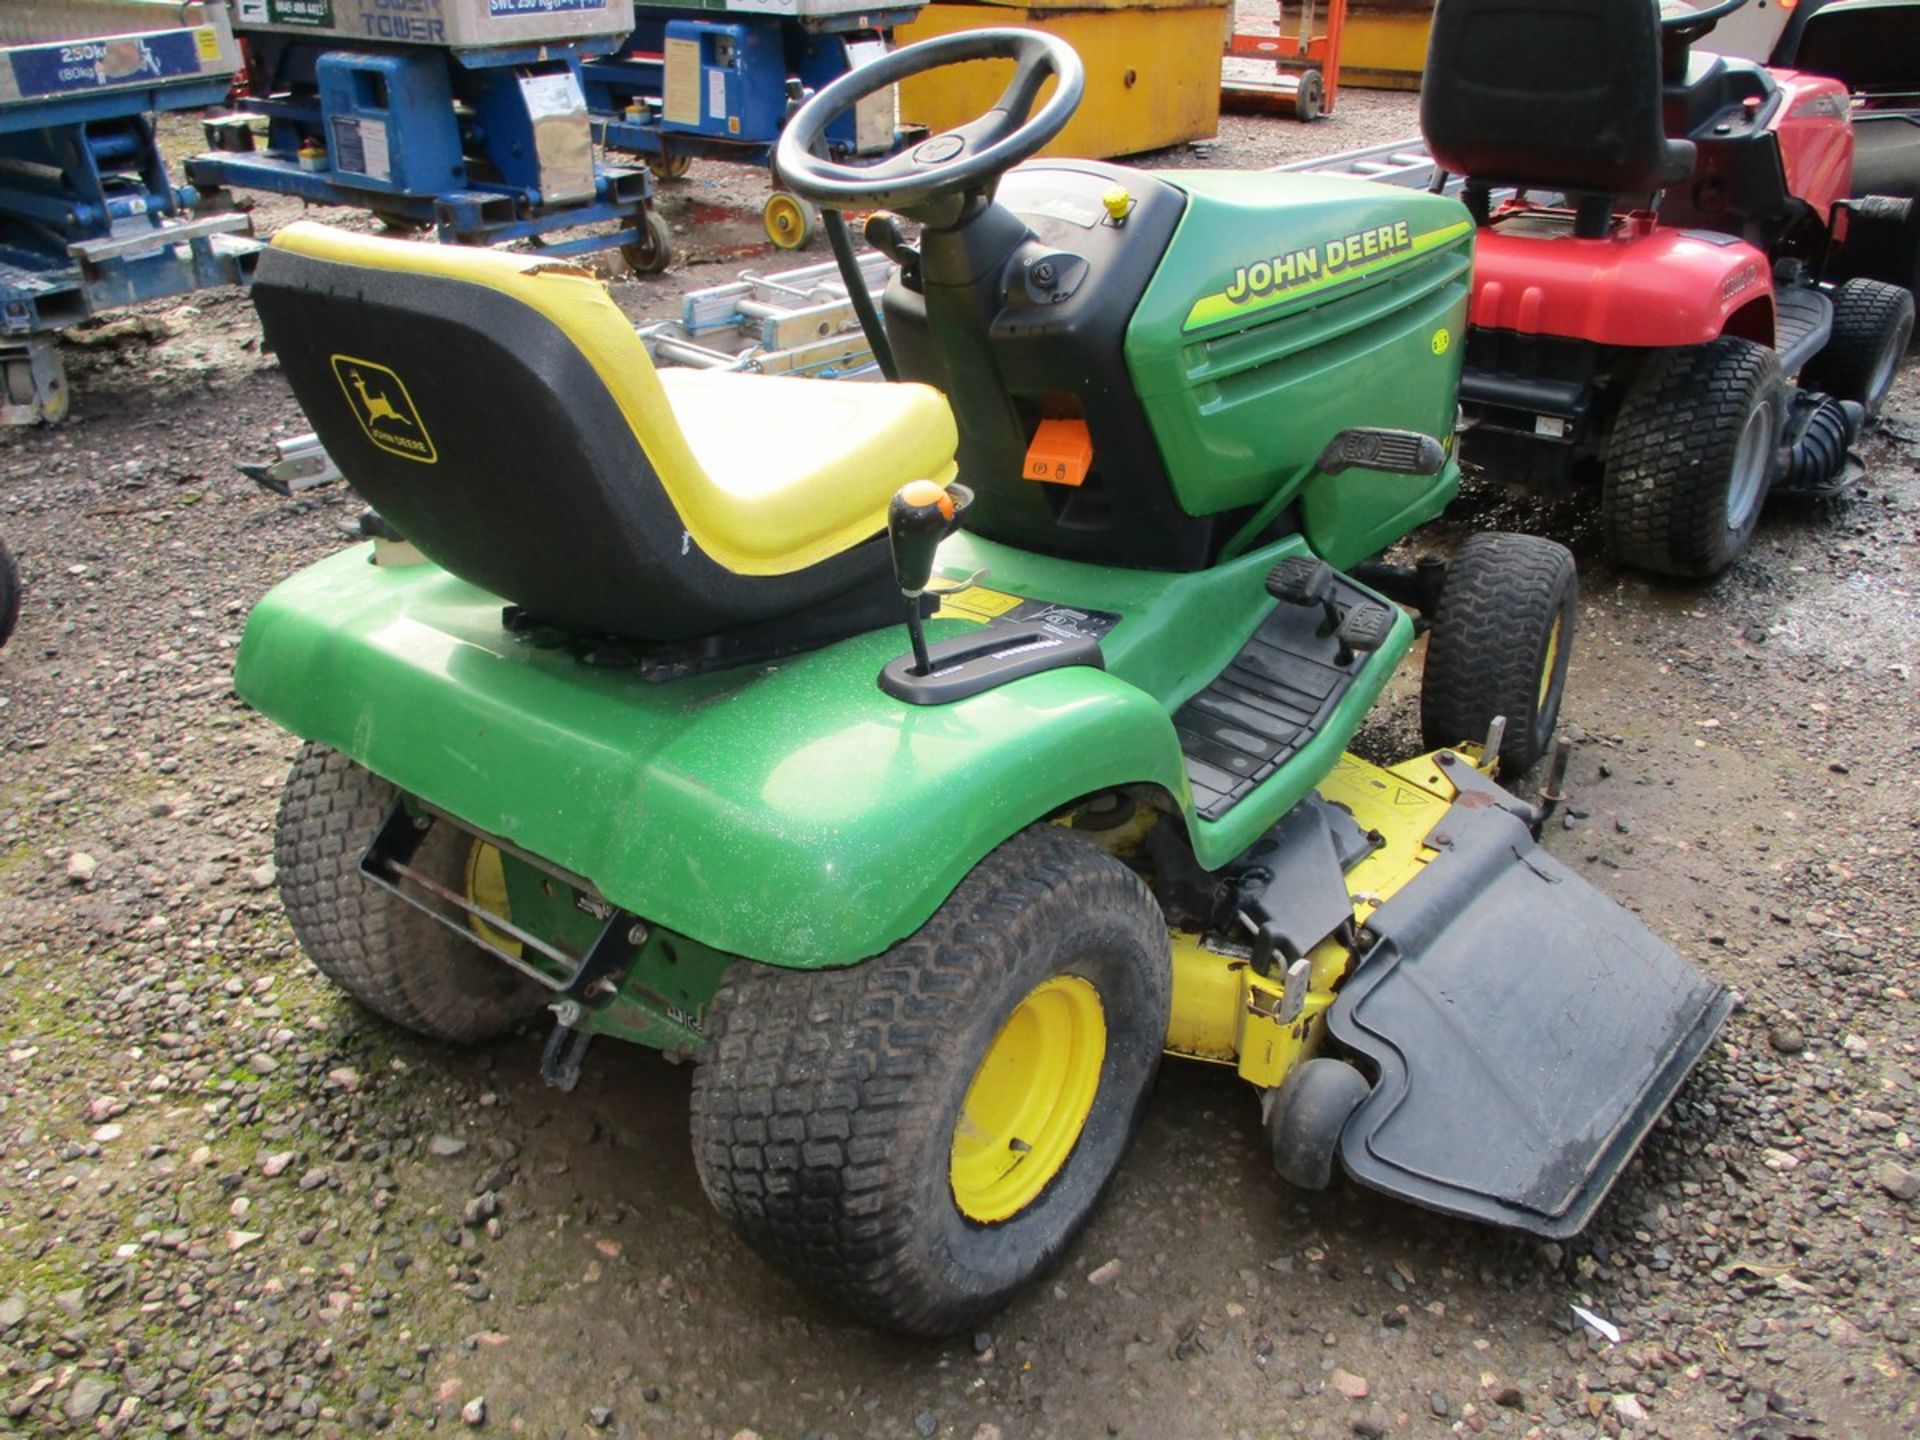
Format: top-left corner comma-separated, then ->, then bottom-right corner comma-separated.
275,743 -> 546,1043
1601,338 -> 1784,579
1419,532 -> 1577,778
0,537 -> 19,650
689,824 -> 1171,1338
1801,278 -> 1915,418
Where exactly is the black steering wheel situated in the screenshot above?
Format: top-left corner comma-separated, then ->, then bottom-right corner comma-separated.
773,29 -> 1084,220
1660,0 -> 1751,41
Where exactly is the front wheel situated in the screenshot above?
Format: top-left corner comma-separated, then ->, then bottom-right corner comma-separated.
689,825 -> 1170,1337
1419,532 -> 1577,777
1602,337 -> 1784,579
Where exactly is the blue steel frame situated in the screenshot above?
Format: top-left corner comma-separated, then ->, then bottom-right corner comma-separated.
184,34 -> 656,256
0,75 -> 258,347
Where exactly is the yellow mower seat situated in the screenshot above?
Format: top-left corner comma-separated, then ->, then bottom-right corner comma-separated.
251,223 -> 957,643
655,367 -> 952,531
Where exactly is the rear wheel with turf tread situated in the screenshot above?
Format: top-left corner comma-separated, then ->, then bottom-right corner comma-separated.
275,743 -> 547,1043
689,824 -> 1170,1337
1800,278 -> 1914,417
1602,337 -> 1783,578
1419,532 -> 1577,777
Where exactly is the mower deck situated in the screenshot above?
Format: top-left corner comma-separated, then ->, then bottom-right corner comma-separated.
1164,743 -> 1730,1235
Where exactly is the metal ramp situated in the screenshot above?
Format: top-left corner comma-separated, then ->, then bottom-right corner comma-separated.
1273,136 -> 1543,207
638,251 -> 892,378
1273,135 -> 1451,190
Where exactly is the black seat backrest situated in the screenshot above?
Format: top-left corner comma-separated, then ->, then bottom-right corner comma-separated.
251,225 -> 887,644
1423,0 -> 1696,198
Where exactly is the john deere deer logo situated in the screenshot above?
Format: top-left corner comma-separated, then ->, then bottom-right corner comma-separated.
330,354 -> 437,464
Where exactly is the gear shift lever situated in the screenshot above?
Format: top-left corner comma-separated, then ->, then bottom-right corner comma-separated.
887,480 -> 972,675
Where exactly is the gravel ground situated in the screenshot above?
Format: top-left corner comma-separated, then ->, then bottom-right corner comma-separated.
3,87 -> 1920,1440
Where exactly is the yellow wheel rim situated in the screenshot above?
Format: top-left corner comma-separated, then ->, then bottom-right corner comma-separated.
1536,613 -> 1564,711
950,976 -> 1106,1224
763,192 -> 812,250
463,841 -> 521,958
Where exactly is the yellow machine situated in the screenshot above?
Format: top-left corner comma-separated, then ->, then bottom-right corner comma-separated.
899,0 -> 1229,157
1336,0 -> 1433,90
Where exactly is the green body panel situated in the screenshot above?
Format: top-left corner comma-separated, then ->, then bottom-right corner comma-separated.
234,534 -> 1408,970
1129,171 -> 1475,566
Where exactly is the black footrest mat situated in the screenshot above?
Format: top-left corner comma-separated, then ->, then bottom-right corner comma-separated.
1773,285 -> 1833,377
1176,571 -> 1393,822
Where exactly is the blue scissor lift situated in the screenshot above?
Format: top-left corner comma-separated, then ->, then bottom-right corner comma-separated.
187,0 -> 670,270
581,0 -> 924,251
0,1 -> 260,425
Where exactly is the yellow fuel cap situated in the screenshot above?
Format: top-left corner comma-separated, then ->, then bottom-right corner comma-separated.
1101,186 -> 1131,222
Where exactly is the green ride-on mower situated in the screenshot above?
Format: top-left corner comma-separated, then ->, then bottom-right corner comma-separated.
235,30 -> 1732,1336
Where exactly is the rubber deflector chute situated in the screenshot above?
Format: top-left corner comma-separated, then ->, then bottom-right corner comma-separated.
1328,804 -> 1731,1237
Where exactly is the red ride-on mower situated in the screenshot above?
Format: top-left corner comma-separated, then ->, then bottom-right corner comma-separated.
1773,0 -> 1920,295
1426,0 -> 1916,579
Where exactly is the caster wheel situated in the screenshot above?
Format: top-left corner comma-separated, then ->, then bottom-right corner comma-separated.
1295,68 -> 1325,122
763,190 -> 819,251
621,209 -> 673,275
1268,1057 -> 1370,1191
